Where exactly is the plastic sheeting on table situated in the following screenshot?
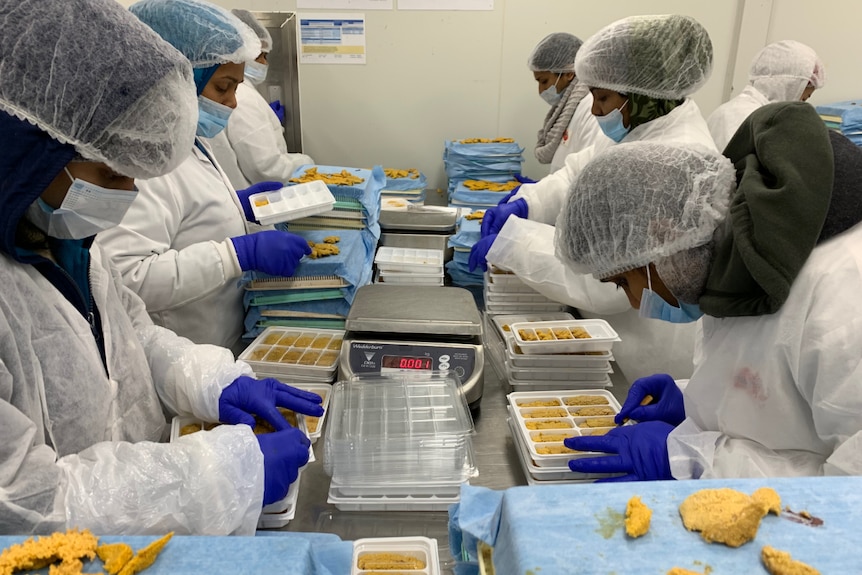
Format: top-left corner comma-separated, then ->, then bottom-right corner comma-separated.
448,217 -> 481,249
0,532 -> 352,575
449,476 -> 862,575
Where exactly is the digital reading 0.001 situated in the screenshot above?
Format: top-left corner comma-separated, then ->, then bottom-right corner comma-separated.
382,355 -> 432,370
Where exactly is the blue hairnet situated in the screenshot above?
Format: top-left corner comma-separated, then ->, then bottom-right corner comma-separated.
232,9 -> 272,53
130,0 -> 261,68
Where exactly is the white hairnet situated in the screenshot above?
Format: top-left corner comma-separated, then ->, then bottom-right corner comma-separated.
528,33 -> 583,73
232,9 -> 273,54
130,0 -> 261,68
0,0 -> 196,179
556,142 -> 735,281
575,14 -> 713,99
749,40 -> 825,102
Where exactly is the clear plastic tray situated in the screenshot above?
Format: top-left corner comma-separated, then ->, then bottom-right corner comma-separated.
352,536 -> 441,575
505,336 -> 613,369
507,390 -> 623,467
490,312 -> 574,341
331,485 -> 461,512
239,327 -> 344,377
486,266 -> 526,286
510,319 -> 620,354
506,362 -> 612,382
250,180 -> 336,226
375,247 -> 444,273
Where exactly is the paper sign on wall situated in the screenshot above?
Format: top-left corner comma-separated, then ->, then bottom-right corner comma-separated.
298,13 -> 367,64
397,0 -> 493,9
298,0 -> 392,9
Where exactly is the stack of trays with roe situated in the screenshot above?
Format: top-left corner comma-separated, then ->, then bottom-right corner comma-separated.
324,373 -> 477,511
352,537 -> 440,575
483,266 -> 566,314
374,246 -> 444,287
507,390 -> 626,484
443,138 -> 524,209
239,326 -> 344,384
381,167 -> 427,205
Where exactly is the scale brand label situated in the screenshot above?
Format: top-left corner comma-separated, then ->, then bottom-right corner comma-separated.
353,343 -> 384,350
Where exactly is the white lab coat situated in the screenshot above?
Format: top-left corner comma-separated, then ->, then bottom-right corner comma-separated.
669,223 -> 862,479
96,140 -> 254,349
706,85 -> 770,152
207,82 -> 313,189
486,100 -> 716,381
0,243 -> 263,535
548,92 -> 611,173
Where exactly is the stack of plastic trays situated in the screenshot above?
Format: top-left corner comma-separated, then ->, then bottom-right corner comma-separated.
374,246 -> 444,287
325,373 -> 477,511
381,168 -> 427,206
506,389 -> 627,484
483,268 -> 566,314
249,180 -> 335,226
239,326 -> 344,383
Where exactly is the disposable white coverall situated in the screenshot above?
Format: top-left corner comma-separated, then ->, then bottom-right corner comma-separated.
486,99 -> 716,380
669,223 -> 862,478
707,85 -> 770,152
0,243 -> 263,535
97,139 -> 256,349
548,92 -> 610,173
207,82 -> 313,189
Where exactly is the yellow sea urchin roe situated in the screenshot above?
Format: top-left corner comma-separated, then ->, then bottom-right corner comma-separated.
535,444 -> 577,454
625,496 -> 652,538
516,399 -> 561,407
563,395 -> 610,406
524,419 -> 573,430
533,432 -> 575,443
578,417 -> 616,428
569,406 -> 616,417
521,407 -> 567,418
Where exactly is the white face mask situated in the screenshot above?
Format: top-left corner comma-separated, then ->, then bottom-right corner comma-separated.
26,167 -> 137,240
244,60 -> 269,85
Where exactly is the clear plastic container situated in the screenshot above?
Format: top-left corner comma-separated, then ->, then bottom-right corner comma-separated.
239,327 -> 344,377
249,180 -> 336,226
352,536 -> 440,574
510,319 -> 620,354
375,247 -> 444,274
333,486 -> 461,513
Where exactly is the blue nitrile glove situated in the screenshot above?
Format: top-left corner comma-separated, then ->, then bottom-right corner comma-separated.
231,230 -> 312,277
614,373 -> 685,426
257,427 -> 310,505
219,376 -> 324,430
480,198 -> 528,238
565,421 -> 674,482
468,233 -> 497,273
235,181 -> 283,222
496,175 -> 536,206
269,100 -> 285,123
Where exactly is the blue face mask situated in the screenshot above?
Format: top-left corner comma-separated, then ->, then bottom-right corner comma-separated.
540,74 -> 564,106
244,61 -> 268,85
638,267 -> 703,323
196,95 -> 233,138
596,99 -> 630,143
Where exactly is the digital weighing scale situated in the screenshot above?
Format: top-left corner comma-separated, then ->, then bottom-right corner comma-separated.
339,285 -> 484,408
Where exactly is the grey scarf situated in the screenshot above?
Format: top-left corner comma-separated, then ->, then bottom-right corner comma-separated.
535,79 -> 590,164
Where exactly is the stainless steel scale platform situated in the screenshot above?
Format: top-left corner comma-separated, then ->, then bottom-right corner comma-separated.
338,284 -> 484,407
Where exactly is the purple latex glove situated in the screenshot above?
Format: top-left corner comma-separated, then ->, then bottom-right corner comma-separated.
468,233 -> 497,273
614,373 -> 685,426
231,230 -> 312,277
219,375 -> 323,431
235,181 -> 283,222
565,421 -> 674,482
257,427 -> 310,505
480,198 -> 528,238
269,100 -> 285,123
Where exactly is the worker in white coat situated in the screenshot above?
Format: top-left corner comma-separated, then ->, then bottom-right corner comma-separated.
529,32 -> 609,174
207,9 -> 314,190
561,104 -> 862,480
470,15 -> 718,380
98,0 -> 312,351
707,40 -> 826,151
0,0 -> 322,535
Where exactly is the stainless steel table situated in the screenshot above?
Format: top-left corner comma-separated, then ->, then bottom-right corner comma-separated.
285,357 -> 631,572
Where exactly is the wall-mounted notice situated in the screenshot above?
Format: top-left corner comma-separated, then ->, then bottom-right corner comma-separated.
397,0 -> 493,9
297,0 -> 392,9
298,13 -> 367,64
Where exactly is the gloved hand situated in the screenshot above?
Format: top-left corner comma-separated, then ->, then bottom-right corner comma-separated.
480,198 -> 528,237
565,421 -> 674,482
614,373 -> 685,426
235,181 -> 283,222
257,427 -> 310,505
219,375 -> 324,431
269,100 -> 285,123
468,234 -> 497,273
496,175 -> 536,206
231,230 -> 312,277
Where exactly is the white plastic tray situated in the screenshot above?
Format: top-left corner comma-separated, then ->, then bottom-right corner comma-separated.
508,377 -> 612,392
329,485 -> 462,512
511,319 -> 620,354
285,382 -> 330,443
375,247 -> 444,274
506,336 -> 613,369
485,302 -> 567,313
490,312 -> 574,340
506,362 -> 612,382
352,536 -> 441,575
507,390 -> 623,468
376,269 -> 444,286
486,267 -> 526,286
485,292 -> 558,304
239,327 -> 344,377
250,180 -> 335,226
